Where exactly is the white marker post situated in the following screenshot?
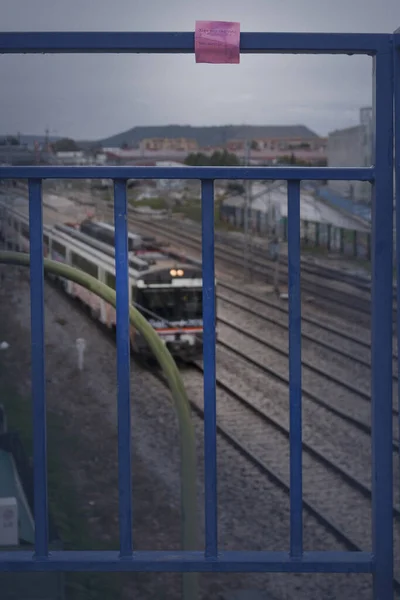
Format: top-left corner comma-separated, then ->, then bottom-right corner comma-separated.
76,338 -> 87,372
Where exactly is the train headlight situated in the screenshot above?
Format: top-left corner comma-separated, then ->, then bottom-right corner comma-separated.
177,269 -> 184,276
170,269 -> 177,276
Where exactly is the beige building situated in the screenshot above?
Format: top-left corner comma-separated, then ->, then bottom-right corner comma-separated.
225,134 -> 327,160
140,138 -> 198,152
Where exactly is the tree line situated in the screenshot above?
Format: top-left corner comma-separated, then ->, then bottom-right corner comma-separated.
184,150 -> 240,167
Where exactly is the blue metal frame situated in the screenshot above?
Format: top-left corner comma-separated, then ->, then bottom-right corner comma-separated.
370,49 -> 394,599
28,179 -> 49,558
287,180 -> 302,558
113,180 -> 133,556
0,29 -> 396,599
395,26 -> 400,596
200,180 -> 218,558
0,166 -> 375,180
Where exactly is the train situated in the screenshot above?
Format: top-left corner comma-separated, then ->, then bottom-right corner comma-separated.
0,201 -> 212,360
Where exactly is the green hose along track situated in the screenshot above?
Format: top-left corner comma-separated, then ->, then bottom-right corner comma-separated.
0,251 -> 199,600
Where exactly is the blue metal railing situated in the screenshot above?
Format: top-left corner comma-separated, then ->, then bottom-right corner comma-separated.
0,29 -> 397,599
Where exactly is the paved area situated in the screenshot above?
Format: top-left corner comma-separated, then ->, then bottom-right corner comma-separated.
0,191 -> 93,227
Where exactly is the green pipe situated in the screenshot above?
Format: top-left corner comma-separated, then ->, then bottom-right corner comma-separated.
0,251 -> 199,600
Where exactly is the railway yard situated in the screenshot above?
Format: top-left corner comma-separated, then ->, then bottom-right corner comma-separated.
0,186 -> 397,600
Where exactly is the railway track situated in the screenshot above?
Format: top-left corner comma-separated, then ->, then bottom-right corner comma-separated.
139,216 -> 364,293
96,204 -> 399,425
41,274 -> 400,594
216,316 -> 399,426
213,322 -> 398,455
176,218 -> 400,309
180,361 -> 400,593
217,280 -> 399,376
99,205 -> 400,389
4,190 -> 390,319
116,212 -> 386,324
95,204 -> 399,431
31,182 -> 373,294
4,190 -> 399,594
2,267 -> 374,600
160,215 -> 374,292
27,259 -> 400,593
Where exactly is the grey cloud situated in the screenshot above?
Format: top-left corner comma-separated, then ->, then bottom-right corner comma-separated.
0,0 -> 398,139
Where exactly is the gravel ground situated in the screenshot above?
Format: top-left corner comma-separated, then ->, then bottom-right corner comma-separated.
218,281 -> 376,352
215,334 -> 373,474
217,297 -> 372,390
0,266 -> 375,599
183,363 -> 374,548
208,344 -> 400,560
217,290 -> 398,411
216,315 -> 399,445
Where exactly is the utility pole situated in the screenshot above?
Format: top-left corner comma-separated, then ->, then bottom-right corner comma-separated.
243,140 -> 252,281
271,205 -> 280,294
264,183 -> 282,296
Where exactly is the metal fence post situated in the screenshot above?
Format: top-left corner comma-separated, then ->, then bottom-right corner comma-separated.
370,47 -> 394,599
394,26 -> 400,590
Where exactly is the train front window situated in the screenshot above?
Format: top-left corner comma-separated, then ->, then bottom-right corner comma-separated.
137,289 -> 176,321
136,288 -> 203,323
178,289 -> 202,320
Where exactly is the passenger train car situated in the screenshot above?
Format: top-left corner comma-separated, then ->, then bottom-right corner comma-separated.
0,202 -> 209,360
80,219 -> 159,252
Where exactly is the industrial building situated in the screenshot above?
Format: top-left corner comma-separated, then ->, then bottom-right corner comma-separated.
220,181 -> 368,233
0,145 -> 52,166
55,150 -> 88,165
219,181 -> 370,259
326,107 -> 373,204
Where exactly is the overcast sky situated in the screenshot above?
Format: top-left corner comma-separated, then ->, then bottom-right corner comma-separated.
0,0 -> 398,141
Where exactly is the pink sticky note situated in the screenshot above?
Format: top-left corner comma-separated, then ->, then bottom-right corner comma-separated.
195,20 -> 240,64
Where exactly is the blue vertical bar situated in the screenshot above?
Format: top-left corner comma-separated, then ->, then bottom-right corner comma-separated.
371,49 -> 394,599
28,179 -> 48,557
287,180 -> 303,557
201,179 -> 218,558
113,179 -> 133,557
394,26 -> 400,536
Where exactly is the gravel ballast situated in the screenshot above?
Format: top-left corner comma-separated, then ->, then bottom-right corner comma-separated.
0,267 -> 373,599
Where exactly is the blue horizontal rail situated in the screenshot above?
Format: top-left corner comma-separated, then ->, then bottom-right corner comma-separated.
0,166 -> 375,181
0,31 -> 390,54
0,550 -> 374,572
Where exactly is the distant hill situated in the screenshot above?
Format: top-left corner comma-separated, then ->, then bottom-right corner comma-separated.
5,125 -> 320,151
97,124 -> 319,149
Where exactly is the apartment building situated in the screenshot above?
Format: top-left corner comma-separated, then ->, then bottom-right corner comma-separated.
139,137 -> 198,152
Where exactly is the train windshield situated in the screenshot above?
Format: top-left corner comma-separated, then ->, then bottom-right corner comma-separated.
136,288 -> 203,323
